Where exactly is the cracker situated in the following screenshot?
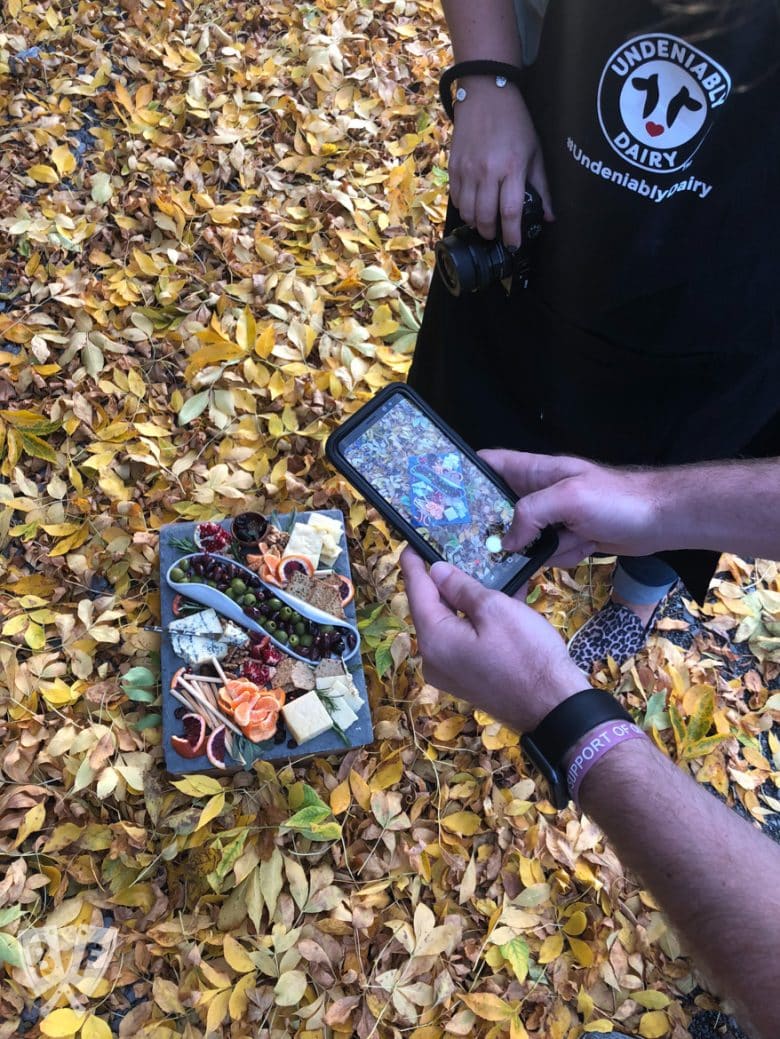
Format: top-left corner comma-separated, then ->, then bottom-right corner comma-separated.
316,659 -> 347,680
274,657 -> 316,692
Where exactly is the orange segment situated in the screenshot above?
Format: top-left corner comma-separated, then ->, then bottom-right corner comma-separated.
233,701 -> 254,728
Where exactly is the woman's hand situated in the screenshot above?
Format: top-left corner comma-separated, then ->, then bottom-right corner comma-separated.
449,80 -> 554,247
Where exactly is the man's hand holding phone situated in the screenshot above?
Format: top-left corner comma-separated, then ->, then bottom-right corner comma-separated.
401,548 -> 586,733
480,450 -> 661,567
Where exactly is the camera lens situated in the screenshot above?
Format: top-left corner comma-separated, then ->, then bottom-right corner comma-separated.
436,227 -> 513,296
435,241 -> 462,295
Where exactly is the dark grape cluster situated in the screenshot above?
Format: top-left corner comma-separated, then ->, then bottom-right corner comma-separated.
170,554 -> 357,661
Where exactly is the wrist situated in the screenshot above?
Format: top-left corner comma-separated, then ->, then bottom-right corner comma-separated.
518,662 -> 589,732
574,733 -> 659,812
563,718 -> 648,807
646,468 -> 677,551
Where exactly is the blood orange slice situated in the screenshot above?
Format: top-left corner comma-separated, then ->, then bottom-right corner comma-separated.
206,725 -> 228,769
336,574 -> 354,606
278,554 -> 315,583
171,713 -> 207,758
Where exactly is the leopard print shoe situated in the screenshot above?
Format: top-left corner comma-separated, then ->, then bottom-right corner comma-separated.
568,602 -> 652,672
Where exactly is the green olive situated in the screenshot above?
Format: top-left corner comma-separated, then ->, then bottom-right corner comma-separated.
170,567 -> 185,582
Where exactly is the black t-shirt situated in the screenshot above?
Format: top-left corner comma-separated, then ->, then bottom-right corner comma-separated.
523,0 -> 780,357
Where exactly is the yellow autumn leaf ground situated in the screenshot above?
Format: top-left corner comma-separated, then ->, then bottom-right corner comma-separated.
0,2 -> 778,1038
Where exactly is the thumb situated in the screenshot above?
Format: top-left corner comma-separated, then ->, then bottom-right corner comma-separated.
430,561 -> 490,622
502,482 -> 575,553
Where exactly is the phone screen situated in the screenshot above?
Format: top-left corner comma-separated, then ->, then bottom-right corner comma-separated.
341,393 -> 531,589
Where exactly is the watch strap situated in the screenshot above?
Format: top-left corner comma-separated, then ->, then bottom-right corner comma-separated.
439,61 -> 525,121
521,690 -> 634,809
531,689 -> 633,763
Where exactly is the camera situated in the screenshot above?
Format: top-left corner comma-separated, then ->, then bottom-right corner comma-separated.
435,186 -> 544,296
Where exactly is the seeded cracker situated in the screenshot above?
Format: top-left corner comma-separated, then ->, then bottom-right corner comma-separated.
316,658 -> 348,680
308,581 -> 344,618
286,572 -> 313,601
274,657 -> 316,692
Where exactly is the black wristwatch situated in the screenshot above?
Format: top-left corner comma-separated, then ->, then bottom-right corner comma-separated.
520,689 -> 634,809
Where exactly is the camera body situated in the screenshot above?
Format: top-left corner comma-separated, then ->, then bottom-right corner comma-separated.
435,186 -> 544,297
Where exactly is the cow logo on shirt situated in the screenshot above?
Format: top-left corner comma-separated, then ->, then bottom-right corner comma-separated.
597,33 -> 731,174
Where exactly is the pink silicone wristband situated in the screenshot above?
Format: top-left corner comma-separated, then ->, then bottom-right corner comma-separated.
565,720 -> 647,807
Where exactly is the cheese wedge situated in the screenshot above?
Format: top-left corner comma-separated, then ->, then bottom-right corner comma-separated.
173,634 -> 229,666
326,697 -> 358,732
282,691 -> 333,745
316,675 -> 363,712
221,621 -> 249,646
305,515 -> 343,565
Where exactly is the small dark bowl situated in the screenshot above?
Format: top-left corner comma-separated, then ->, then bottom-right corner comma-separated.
232,511 -> 268,547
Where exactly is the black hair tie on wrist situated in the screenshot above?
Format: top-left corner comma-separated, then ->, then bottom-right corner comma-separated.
439,60 -> 525,121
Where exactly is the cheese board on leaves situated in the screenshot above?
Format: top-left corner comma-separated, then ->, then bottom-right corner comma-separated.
159,509 -> 373,774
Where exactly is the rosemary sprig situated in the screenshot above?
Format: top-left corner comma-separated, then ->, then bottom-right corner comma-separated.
316,692 -> 351,746
169,535 -> 197,553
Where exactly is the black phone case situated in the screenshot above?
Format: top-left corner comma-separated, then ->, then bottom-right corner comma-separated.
326,383 -> 558,596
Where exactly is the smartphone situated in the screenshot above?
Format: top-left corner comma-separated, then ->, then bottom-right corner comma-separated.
326,383 -> 558,595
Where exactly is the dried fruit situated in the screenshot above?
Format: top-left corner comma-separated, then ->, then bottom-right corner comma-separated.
170,713 -> 207,758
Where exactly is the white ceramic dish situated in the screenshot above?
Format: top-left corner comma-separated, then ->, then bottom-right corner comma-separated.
165,553 -> 360,664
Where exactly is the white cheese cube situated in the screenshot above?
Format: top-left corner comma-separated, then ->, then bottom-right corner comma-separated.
282,691 -> 334,745
306,516 -> 344,565
316,675 -> 347,691
283,524 -> 324,569
326,697 -> 358,732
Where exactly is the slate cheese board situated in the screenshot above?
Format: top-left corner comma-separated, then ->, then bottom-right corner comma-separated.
159,510 -> 373,774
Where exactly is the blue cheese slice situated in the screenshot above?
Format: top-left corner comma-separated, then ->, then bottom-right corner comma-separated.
169,609 -> 226,662
282,691 -> 333,745
174,634 -> 229,666
169,609 -> 223,636
221,621 -> 248,647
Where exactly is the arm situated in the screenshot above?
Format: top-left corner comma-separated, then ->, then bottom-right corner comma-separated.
481,449 -> 780,564
401,550 -> 780,1039
577,739 -> 780,1039
442,0 -> 554,245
